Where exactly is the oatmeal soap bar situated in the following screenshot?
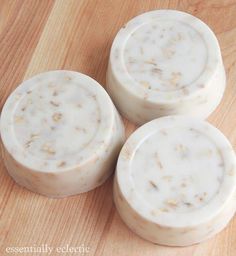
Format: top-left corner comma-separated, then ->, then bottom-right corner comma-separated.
0,70 -> 125,198
114,116 -> 236,246
107,10 -> 226,125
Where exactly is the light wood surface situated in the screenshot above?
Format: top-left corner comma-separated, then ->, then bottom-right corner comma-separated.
0,1 -> 236,255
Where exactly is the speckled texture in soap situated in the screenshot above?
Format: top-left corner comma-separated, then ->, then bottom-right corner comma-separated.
114,116 -> 236,246
0,70 -> 125,197
107,10 -> 226,125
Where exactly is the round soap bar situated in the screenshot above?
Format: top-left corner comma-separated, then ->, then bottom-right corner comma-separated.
114,116 -> 236,246
107,10 -> 226,125
0,70 -> 125,198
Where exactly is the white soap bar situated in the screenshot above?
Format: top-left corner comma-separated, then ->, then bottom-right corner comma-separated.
114,116 -> 236,246
107,10 -> 226,125
0,70 -> 125,198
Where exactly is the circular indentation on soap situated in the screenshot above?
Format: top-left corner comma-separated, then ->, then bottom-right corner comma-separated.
110,10 -> 222,102
116,116 -> 236,227
1,71 -> 114,172
13,82 -> 100,159
124,20 -> 207,92
131,126 -> 223,213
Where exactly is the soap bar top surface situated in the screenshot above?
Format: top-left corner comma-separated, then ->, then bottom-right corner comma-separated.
117,116 -> 236,227
1,70 -> 114,172
110,10 -> 221,102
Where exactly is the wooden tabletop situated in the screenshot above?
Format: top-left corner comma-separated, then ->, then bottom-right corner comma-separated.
0,1 -> 236,255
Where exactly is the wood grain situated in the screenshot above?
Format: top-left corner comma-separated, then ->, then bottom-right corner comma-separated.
0,1 -> 236,255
